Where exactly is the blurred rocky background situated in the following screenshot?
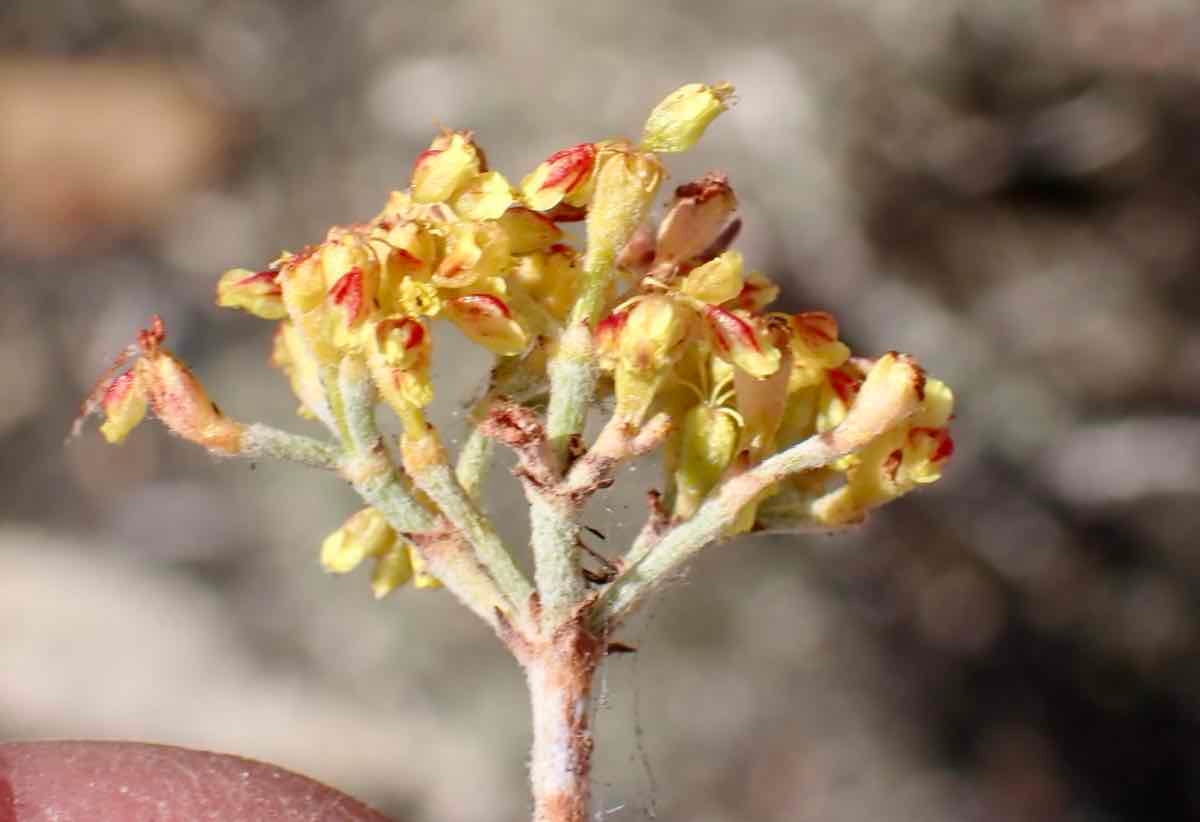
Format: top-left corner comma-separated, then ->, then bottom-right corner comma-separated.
3,1 -> 1200,820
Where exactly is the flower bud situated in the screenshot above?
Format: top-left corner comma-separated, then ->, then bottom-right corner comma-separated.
325,266 -> 378,349
371,544 -> 416,598
593,308 -> 629,370
619,296 -> 689,372
702,306 -> 780,378
445,293 -> 528,356
143,351 -> 243,455
680,250 -> 744,304
366,316 -> 434,412
271,321 -> 326,419
656,174 -> 737,265
613,296 -> 690,421
673,403 -> 741,519
98,369 -> 149,444
641,82 -> 734,153
411,130 -> 483,203
216,268 -> 287,320
585,145 -> 663,262
321,507 -> 396,574
521,143 -> 597,212
279,248 -> 326,313
452,170 -> 515,221
321,230 -> 380,290
495,206 -> 563,254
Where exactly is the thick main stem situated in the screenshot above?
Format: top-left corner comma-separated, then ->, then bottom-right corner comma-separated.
526,620 -> 601,822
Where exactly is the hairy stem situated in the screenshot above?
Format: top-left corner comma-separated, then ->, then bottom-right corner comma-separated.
544,323 -> 596,460
334,357 -> 518,635
239,423 -> 341,470
454,424 -> 495,502
404,430 -> 535,626
526,619 -> 601,822
530,496 -> 586,627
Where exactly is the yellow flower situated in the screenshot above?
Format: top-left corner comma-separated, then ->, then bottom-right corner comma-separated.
672,403 -> 741,519
452,171 -> 515,221
271,320 -> 326,419
216,268 -> 287,320
411,130 -> 483,203
444,293 -> 529,356
371,544 -> 416,598
366,316 -> 435,416
321,507 -> 397,574
680,250 -> 744,304
641,82 -> 734,153
520,142 -> 597,212
97,369 -> 148,445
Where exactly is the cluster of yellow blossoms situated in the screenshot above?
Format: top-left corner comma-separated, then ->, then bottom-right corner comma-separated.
84,82 -> 953,598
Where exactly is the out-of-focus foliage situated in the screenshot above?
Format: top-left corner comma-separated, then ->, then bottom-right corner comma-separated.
2,1 -> 1199,820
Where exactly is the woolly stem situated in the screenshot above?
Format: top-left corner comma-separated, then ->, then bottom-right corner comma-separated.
526,619 -> 601,822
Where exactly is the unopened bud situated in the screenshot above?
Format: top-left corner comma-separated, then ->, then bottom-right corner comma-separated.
144,351 -> 243,455
619,296 -> 689,372
325,266 -> 378,349
594,308 -> 630,370
216,268 -> 287,320
271,321 -> 327,419
702,306 -> 780,379
673,403 -> 741,519
445,293 -> 528,356
452,170 -> 515,221
321,230 -> 380,290
584,145 -> 663,288
371,543 -> 415,598
613,296 -> 690,421
279,248 -> 327,313
321,507 -> 396,574
656,174 -> 737,265
496,206 -> 563,254
98,369 -> 149,444
641,82 -> 734,153
411,130 -> 483,203
521,143 -> 597,212
366,316 -> 434,412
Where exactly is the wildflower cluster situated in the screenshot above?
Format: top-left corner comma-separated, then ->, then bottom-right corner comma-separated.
78,81 -> 956,822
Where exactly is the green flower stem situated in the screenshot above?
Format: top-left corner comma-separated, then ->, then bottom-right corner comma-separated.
454,424 -> 495,503
407,442 -> 536,626
334,357 -> 522,636
592,433 -> 843,631
530,495 -> 585,628
240,423 -> 341,470
544,322 -> 597,460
